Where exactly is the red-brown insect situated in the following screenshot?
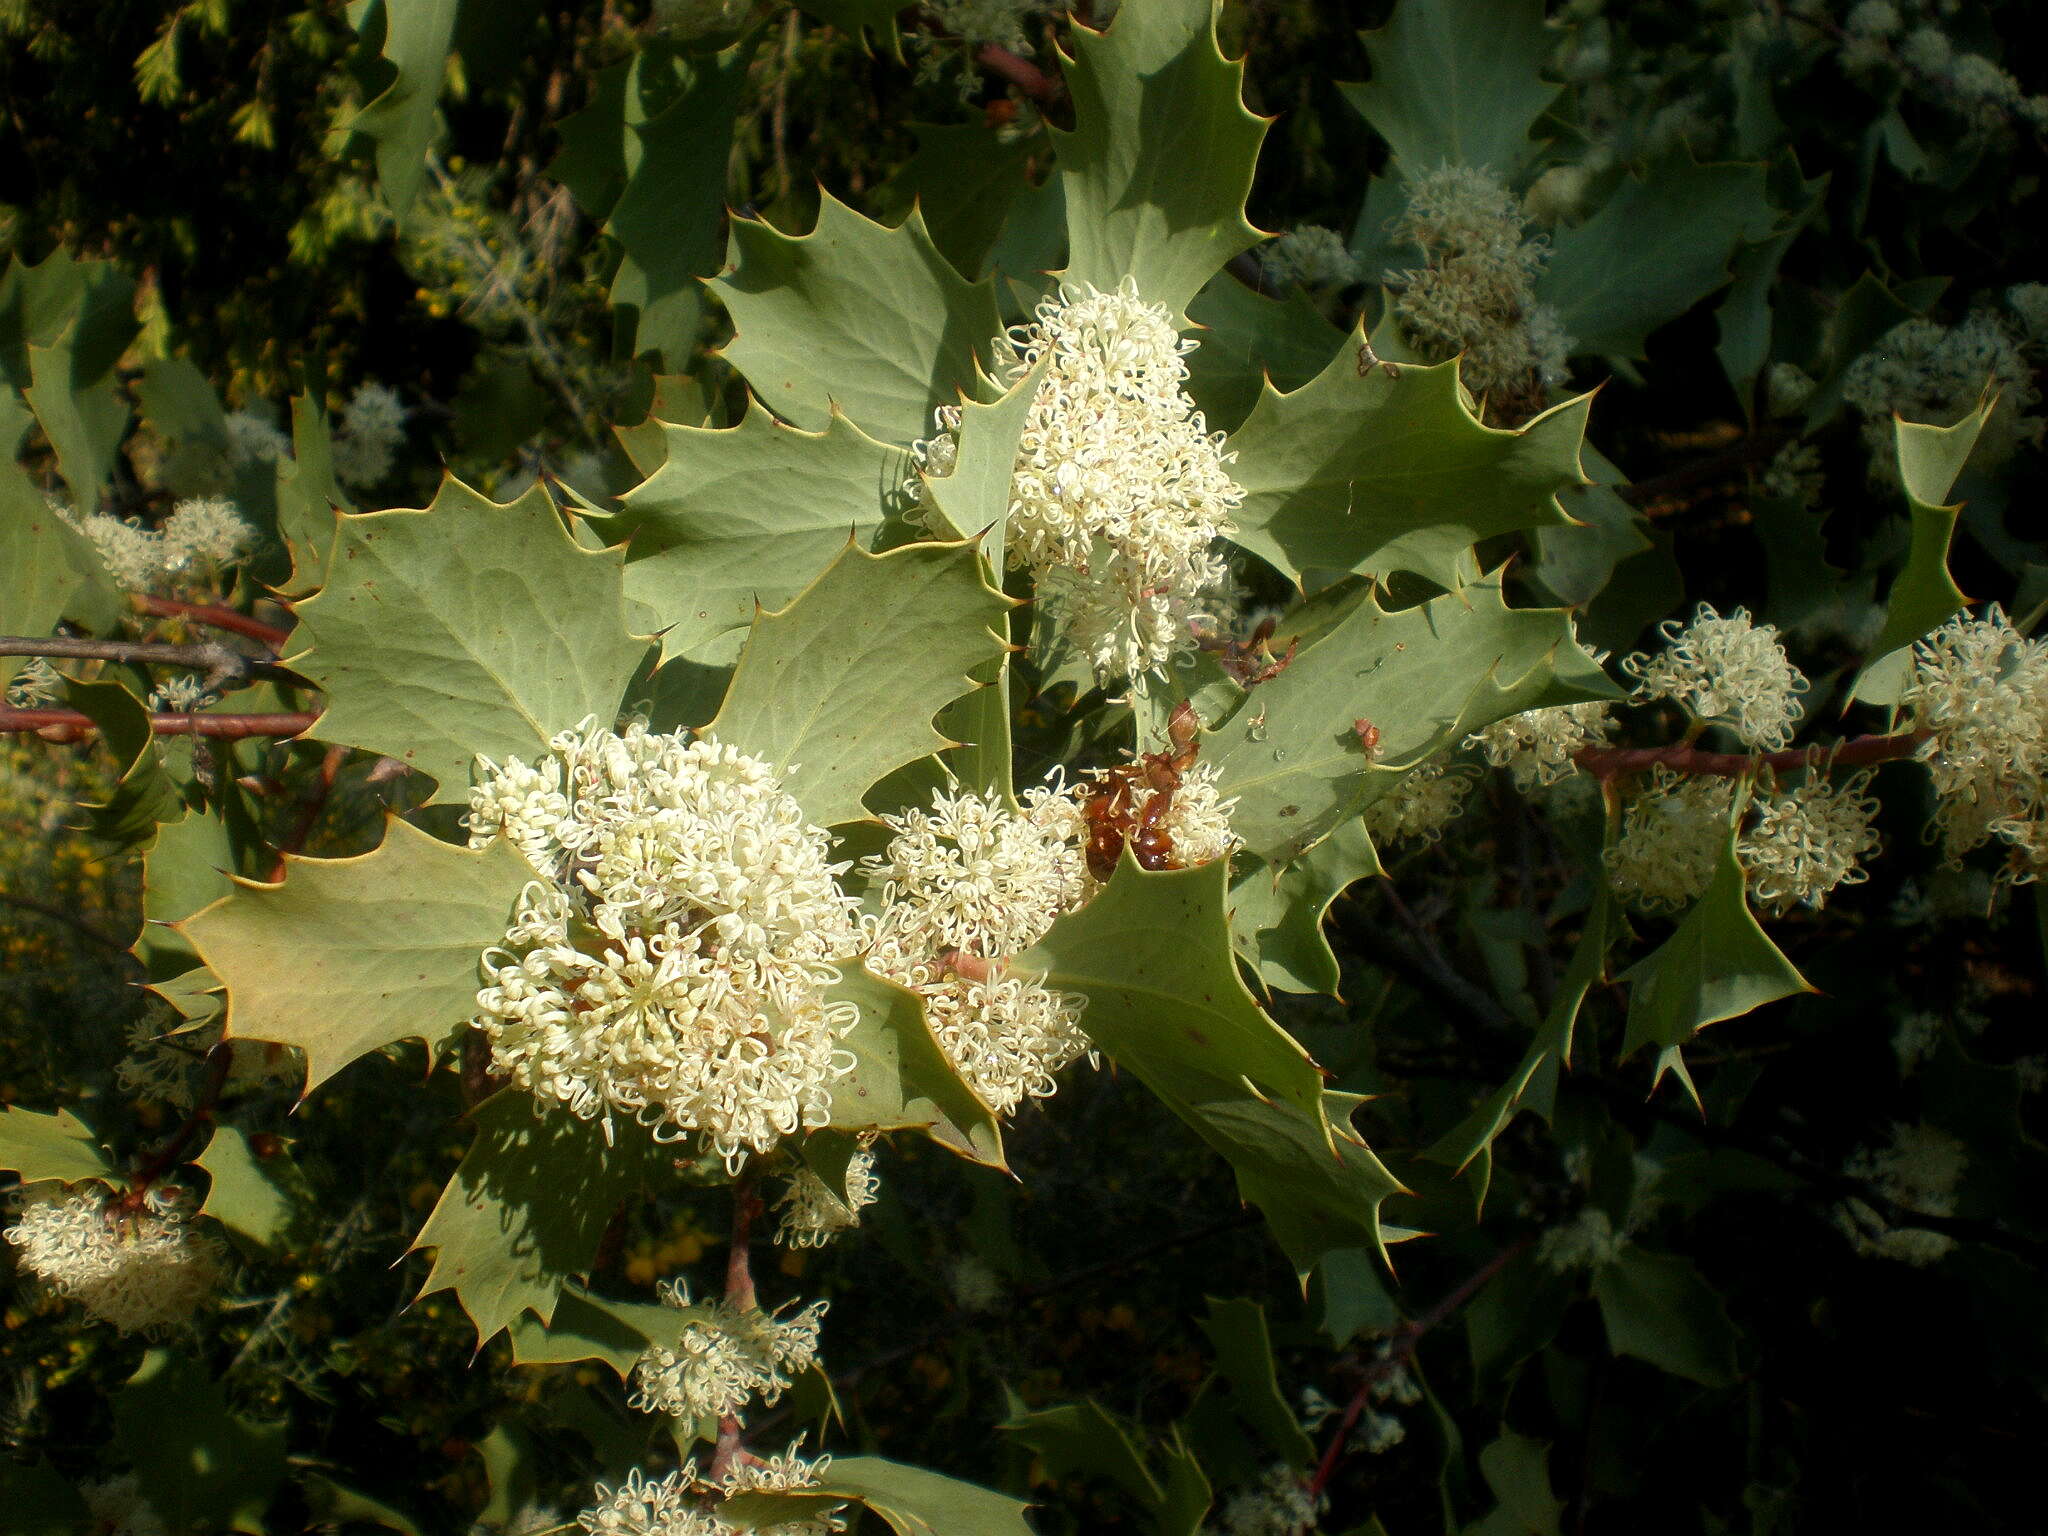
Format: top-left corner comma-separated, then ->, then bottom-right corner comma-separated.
1195,614 -> 1298,686
1082,701 -> 1204,879
1353,718 -> 1382,759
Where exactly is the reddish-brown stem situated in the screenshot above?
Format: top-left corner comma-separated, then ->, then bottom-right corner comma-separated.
1572,729 -> 1929,782
709,1172 -> 763,1482
1307,1240 -> 1530,1502
0,708 -> 319,740
131,593 -> 292,650
268,743 -> 348,880
976,43 -> 1059,102
123,1040 -> 234,1204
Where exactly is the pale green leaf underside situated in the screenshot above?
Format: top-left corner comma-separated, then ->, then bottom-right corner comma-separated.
709,540 -> 1011,829
1344,0 -> 1559,175
0,1106 -> 116,1187
183,818 -> 530,1089
1228,821 -> 1381,997
617,402 -> 910,662
196,1124 -> 299,1253
828,968 -> 1005,1168
1053,0 -> 1267,320
292,478 -> 647,802
1227,342 -> 1588,587
711,194 -> 1002,447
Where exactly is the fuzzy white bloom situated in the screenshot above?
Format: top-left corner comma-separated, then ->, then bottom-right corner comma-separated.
1624,604 -> 1808,749
1845,0 -> 1900,37
578,1468 -> 717,1536
147,674 -> 215,713
160,497 -> 257,573
1389,164 -> 1574,400
1362,761 -> 1473,846
774,1145 -> 879,1249
330,381 -> 409,488
967,277 -> 1243,683
1465,692 -> 1615,791
1743,774 -> 1882,914
1901,607 -> 2048,881
1522,163 -> 1594,227
81,1475 -> 169,1536
1260,226 -> 1363,291
1767,362 -> 1818,417
64,511 -> 163,590
467,720 -> 866,1167
1605,769 -> 1735,912
628,1280 -> 828,1422
224,410 -> 293,467
948,1254 -> 1003,1312
5,655 -> 62,708
1836,1122 -> 1967,1266
1893,1010 -> 1942,1072
918,0 -> 1043,53
1537,1208 -> 1624,1272
714,1446 -> 850,1534
1213,1463 -> 1324,1536
5,1185 -> 225,1333
1840,313 -> 2040,464
1899,24 -> 1951,75
1759,442 -> 1824,503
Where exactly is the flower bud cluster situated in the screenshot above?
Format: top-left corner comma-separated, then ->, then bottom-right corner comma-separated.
466,720 -> 866,1167
1902,606 -> 2048,883
1623,604 -> 1807,749
5,1184 -> 226,1333
774,1144 -> 879,1249
1260,226 -> 1363,292
1362,761 -> 1473,847
1388,164 -> 1574,403
627,1279 -> 828,1422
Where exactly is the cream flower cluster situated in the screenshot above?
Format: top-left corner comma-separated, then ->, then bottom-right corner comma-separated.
1465,695 -> 1616,790
1537,1208 -> 1625,1273
1840,309 -> 2040,465
863,786 -> 1092,1117
1624,604 -> 1808,749
774,1144 -> 879,1249
936,277 -> 1242,684
1835,1122 -> 1967,1267
60,497 -> 257,592
466,720 -> 866,1167
628,1279 -> 827,1422
1902,607 -> 2048,882
578,1454 -> 845,1536
1362,761 -> 1472,847
1743,774 -> 1883,915
1604,769 -> 1735,912
1388,164 -> 1574,401
1210,1463 -> 1325,1536
4,655 -> 62,709
5,1185 -> 226,1333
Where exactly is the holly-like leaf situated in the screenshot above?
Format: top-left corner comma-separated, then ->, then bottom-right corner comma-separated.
0,463 -> 111,692
1026,857 -> 1404,1275
1620,819 -> 1813,1074
1342,0 -> 1559,175
196,1124 -> 307,1256
1590,1249 -> 1739,1387
708,540 -> 1012,829
1539,159 -> 1780,360
1226,342 -> 1588,587
828,968 -> 1004,1167
413,1093 -> 663,1342
1473,1430 -> 1565,1536
113,1350 -> 287,1535
0,1106 -> 115,1187
291,478 -> 647,802
275,389 -> 352,595
616,402 -> 910,663
1205,574 -> 1614,865
711,195 -> 1002,446
1195,1297 -> 1318,1465
1052,0 -> 1266,320
64,675 -> 185,846
1002,1401 -> 1165,1508
349,0 -> 459,223
1228,821 -> 1381,997
722,1456 -> 1036,1536
182,817 -> 530,1089
1184,277 -> 1346,432
1853,392 -> 1990,703
885,120 -> 1038,281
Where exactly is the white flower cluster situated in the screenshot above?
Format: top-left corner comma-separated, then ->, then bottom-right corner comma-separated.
1211,1463 -> 1324,1536
1624,604 -> 1808,750
5,1185 -> 226,1333
1260,226 -> 1363,292
627,1279 -> 828,1422
147,674 -> 215,713
774,1144 -> 879,1249
1537,1207 -> 1625,1273
224,409 -> 293,467
917,0 -> 1042,53
1836,1121 -> 1967,1267
330,381 -> 410,488
863,786 -> 1093,1117
1465,690 -> 1616,791
1840,310 -> 2041,466
578,1453 -> 845,1536
1743,774 -> 1882,915
466,720 -> 867,1167
1604,769 -> 1735,912
947,277 -> 1243,683
1362,761 -> 1472,847
4,655 -> 62,709
1835,1 -> 2048,132
60,497 -> 257,592
1388,163 -> 1574,402
1902,607 -> 2048,882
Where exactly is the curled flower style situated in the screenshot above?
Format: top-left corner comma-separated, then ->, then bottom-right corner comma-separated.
1362,761 -> 1473,847
1465,689 -> 1616,791
1624,603 -> 1808,750
5,1185 -> 226,1334
774,1144 -> 879,1249
1743,773 -> 1882,914
159,496 -> 258,573
628,1279 -> 827,1422
1902,607 -> 2048,882
578,1468 -> 717,1536
1388,163 -> 1574,404
1604,768 -> 1735,912
467,720 -> 866,1168
922,278 -> 1242,684
722,1443 -> 835,1496
5,655 -> 62,709
1835,1122 -> 1968,1267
